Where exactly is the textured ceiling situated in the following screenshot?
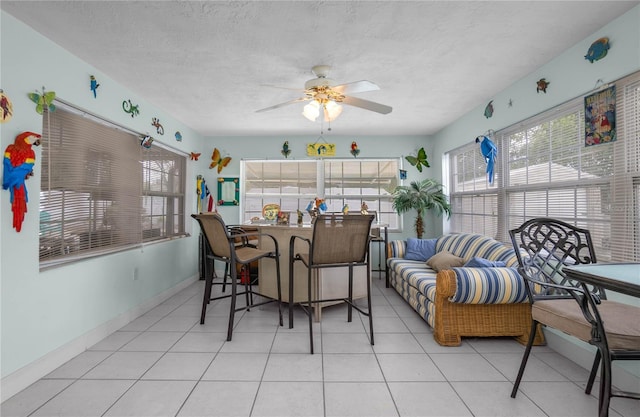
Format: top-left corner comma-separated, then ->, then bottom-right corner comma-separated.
2,1 -> 638,137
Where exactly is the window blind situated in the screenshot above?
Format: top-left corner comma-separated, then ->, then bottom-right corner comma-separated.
447,70 -> 640,262
324,159 -> 399,227
243,160 -> 318,221
39,104 -> 186,266
448,136 -> 501,238
610,74 -> 640,261
242,158 -> 400,229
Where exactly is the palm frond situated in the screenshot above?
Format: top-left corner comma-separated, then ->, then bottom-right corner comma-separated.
391,178 -> 451,238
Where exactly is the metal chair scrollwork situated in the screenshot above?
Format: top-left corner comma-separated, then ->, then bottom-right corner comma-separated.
509,218 -> 640,417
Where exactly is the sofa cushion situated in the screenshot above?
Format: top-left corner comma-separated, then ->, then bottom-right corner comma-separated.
436,234 -> 519,266
427,251 -> 465,271
387,240 -> 406,259
451,267 -> 528,304
464,257 -> 507,268
405,238 -> 438,261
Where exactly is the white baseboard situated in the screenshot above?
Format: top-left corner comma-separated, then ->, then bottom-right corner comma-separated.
544,328 -> 640,393
1,275 -> 199,403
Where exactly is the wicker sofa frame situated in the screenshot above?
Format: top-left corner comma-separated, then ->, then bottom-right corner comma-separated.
387,233 -> 545,346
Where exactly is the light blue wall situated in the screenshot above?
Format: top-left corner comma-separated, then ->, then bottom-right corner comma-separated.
428,5 -> 640,237
0,12 -> 208,382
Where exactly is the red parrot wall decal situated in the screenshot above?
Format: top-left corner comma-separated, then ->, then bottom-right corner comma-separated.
2,131 -> 41,232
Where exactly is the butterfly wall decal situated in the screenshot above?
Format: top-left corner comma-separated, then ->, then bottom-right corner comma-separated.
28,88 -> 56,115
210,148 -> 231,173
190,152 -> 201,161
405,147 -> 430,172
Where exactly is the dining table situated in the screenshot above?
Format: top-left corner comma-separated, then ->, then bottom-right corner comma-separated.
563,263 -> 640,297
562,262 -> 640,417
246,220 -> 388,321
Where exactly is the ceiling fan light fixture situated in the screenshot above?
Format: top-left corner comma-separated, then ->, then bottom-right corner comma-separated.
324,100 -> 343,121
302,100 -> 320,121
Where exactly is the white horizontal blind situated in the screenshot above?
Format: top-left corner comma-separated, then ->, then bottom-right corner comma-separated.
242,159 -> 400,229
502,100 -> 615,259
141,145 -> 186,239
448,142 -> 500,238
39,105 -> 186,266
447,70 -> 639,262
610,73 -> 640,261
324,159 -> 399,229
243,160 -> 318,222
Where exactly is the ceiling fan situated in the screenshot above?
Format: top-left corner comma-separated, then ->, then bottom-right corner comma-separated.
256,65 -> 392,121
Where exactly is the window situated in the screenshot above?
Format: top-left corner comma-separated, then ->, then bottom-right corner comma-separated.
242,158 -> 400,229
39,103 -> 187,267
447,71 -> 640,262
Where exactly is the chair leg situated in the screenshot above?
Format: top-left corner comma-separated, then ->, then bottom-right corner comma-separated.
598,348 -> 612,417
200,258 -> 214,325
206,260 -> 216,304
227,262 -> 238,342
586,348 -> 602,394
274,254 -> 283,327
308,267 -> 314,354
366,265 -> 374,346
347,265 -> 353,323
511,319 -> 539,398
289,256 -> 295,329
222,263 -> 229,293
242,266 -> 251,311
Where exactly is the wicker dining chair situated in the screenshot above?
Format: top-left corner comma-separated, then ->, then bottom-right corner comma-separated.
509,218 -> 640,417
192,213 -> 282,341
289,214 -> 375,354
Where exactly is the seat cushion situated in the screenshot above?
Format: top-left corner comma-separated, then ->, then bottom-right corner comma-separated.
533,299 -> 640,350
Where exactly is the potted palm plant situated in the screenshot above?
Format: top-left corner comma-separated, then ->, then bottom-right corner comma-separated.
392,178 -> 451,239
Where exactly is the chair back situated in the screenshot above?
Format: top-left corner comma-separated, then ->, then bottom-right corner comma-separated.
192,213 -> 232,258
310,214 -> 375,265
509,217 -> 602,299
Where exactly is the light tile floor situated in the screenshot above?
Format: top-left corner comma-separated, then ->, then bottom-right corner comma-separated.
2,276 -> 637,417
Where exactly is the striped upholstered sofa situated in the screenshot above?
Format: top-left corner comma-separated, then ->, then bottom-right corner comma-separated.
387,233 -> 544,346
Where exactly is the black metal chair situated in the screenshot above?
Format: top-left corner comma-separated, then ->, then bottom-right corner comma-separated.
192,213 -> 282,341
289,214 -> 375,354
509,218 -> 640,417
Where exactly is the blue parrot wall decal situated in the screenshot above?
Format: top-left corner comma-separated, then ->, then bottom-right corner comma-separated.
476,135 -> 498,184
90,75 -> 100,98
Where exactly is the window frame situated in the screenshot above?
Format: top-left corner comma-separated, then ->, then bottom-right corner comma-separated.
446,71 -> 640,262
38,101 -> 188,269
240,158 -> 402,230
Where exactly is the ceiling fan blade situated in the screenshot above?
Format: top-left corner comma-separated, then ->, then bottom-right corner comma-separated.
260,84 -> 304,92
255,97 -> 309,113
332,80 -> 380,94
341,95 -> 392,114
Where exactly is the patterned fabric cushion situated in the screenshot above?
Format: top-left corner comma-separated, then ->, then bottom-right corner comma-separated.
387,240 -> 406,259
436,234 -> 519,267
450,267 -> 528,304
389,259 -> 437,297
